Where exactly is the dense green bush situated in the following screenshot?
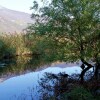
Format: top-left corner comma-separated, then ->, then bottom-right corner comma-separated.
0,39 -> 16,58
0,33 -> 67,61
25,34 -> 59,62
0,33 -> 31,58
61,86 -> 94,100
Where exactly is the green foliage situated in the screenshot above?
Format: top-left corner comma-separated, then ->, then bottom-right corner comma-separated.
26,34 -> 59,62
0,33 -> 33,59
0,37 -> 16,58
28,0 -> 100,62
37,72 -> 97,100
66,86 -> 94,100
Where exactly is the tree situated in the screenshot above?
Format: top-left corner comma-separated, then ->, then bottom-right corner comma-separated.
27,0 -> 100,82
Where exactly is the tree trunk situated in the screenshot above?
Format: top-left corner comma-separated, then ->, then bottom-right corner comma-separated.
80,59 -> 93,83
94,62 -> 100,80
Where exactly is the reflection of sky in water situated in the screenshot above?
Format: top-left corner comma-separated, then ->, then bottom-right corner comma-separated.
0,66 -> 82,100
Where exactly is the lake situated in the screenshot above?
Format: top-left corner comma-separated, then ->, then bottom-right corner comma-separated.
0,56 -> 82,100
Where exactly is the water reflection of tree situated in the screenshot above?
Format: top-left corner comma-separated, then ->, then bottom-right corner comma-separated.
0,54 -> 54,78
0,56 -> 41,77
11,87 -> 34,100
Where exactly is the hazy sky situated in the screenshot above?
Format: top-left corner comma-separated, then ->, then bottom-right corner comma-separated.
0,0 -> 40,14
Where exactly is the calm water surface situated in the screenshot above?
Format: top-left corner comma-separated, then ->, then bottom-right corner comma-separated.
0,57 -> 82,100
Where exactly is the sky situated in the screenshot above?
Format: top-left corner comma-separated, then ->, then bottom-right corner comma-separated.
0,0 -> 40,14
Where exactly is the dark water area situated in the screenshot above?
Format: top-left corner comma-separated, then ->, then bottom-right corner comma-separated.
0,56 -> 92,100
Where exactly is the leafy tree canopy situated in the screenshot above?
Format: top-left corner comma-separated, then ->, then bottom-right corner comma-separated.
28,0 -> 100,63
27,0 -> 100,81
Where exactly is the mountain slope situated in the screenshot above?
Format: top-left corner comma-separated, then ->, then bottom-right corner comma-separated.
0,6 -> 33,33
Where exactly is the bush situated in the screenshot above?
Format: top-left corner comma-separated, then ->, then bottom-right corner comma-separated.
0,39 -> 16,58
0,33 -> 31,57
62,86 -> 95,100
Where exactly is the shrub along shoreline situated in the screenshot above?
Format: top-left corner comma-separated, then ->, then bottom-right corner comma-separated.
0,33 -> 33,59
0,33 -> 58,61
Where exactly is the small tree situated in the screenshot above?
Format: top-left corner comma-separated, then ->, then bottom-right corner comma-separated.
28,0 -> 100,81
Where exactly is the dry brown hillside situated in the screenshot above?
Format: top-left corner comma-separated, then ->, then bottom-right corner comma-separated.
0,5 -> 34,33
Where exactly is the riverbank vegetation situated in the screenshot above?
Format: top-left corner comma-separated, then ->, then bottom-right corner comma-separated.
0,32 -> 62,63
0,33 -> 31,58
0,0 -> 100,99
38,72 -> 100,100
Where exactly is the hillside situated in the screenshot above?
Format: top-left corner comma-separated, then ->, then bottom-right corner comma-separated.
0,5 -> 33,33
